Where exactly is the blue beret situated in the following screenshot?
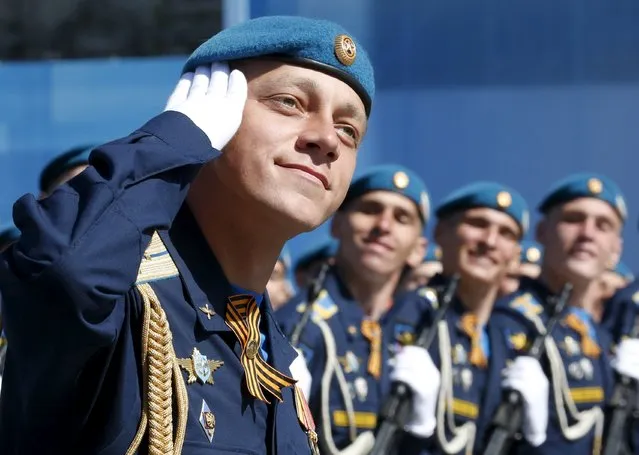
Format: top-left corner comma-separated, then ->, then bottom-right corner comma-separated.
520,240 -> 543,265
423,243 -> 442,263
435,181 -> 529,235
183,16 -> 374,116
538,173 -> 627,222
612,261 -> 634,281
294,240 -> 338,273
279,244 -> 292,271
341,165 -> 430,223
0,223 -> 20,249
39,145 -> 94,193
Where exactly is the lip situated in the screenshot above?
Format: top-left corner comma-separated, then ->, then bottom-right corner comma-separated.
278,163 -> 329,190
468,251 -> 498,265
569,245 -> 597,258
363,238 -> 394,252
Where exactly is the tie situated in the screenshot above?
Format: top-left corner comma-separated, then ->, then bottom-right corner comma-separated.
459,314 -> 488,368
360,320 -> 382,379
225,294 -> 296,403
564,313 -> 601,358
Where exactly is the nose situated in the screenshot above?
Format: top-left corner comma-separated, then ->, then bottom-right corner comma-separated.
295,115 -> 340,162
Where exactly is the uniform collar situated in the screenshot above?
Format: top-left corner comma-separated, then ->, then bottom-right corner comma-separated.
162,205 -> 298,371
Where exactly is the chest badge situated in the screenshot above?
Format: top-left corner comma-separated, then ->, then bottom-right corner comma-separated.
199,400 -> 216,442
177,347 -> 224,385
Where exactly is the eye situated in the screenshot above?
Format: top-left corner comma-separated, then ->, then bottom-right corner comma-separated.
336,124 -> 359,144
273,95 -> 299,108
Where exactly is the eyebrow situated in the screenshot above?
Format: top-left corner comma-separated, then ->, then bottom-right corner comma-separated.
262,75 -> 367,124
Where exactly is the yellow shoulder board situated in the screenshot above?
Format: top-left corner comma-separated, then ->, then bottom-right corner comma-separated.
296,289 -> 338,320
136,232 -> 179,284
509,292 -> 543,320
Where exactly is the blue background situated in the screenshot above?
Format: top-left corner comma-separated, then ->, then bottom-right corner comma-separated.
1,1 -> 638,271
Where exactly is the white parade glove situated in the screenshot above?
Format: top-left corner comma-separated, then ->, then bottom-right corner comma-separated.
289,351 -> 312,400
164,62 -> 247,151
611,339 -> 639,380
390,345 -> 441,438
501,356 -> 549,447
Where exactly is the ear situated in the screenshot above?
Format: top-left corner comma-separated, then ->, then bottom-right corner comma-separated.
608,235 -> 623,270
406,236 -> 428,268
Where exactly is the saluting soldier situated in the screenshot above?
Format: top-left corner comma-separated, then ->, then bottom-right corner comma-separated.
0,15 -> 374,455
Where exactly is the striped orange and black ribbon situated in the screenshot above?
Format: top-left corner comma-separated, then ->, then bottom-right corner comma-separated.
564,313 -> 601,358
360,319 -> 382,379
225,294 -> 296,403
459,314 -> 488,368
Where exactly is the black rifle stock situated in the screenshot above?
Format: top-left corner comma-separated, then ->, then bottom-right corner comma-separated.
370,275 -> 460,455
482,282 -> 573,455
289,261 -> 331,348
602,313 -> 639,455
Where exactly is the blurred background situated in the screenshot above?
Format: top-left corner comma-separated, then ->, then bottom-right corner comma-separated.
1,0 -> 638,273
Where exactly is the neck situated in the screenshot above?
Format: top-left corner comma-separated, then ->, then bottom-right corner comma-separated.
539,268 -> 600,318
186,171 -> 287,293
456,276 -> 498,326
337,261 -> 401,321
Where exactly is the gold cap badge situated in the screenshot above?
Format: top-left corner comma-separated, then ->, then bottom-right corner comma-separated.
496,191 -> 512,209
334,34 -> 357,66
587,178 -> 603,194
393,171 -> 409,189
526,247 -> 541,263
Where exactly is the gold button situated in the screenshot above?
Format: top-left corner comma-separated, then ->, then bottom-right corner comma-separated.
245,340 -> 259,359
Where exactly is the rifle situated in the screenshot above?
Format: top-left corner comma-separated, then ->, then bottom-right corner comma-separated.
602,313 -> 639,455
482,282 -> 573,455
370,274 -> 460,455
289,261 -> 331,348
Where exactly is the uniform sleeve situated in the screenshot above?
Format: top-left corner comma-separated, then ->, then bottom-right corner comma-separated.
0,111 -> 215,351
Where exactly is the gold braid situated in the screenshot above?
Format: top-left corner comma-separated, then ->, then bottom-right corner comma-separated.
126,283 -> 189,455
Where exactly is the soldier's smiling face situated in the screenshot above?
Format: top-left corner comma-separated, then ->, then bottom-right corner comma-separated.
331,190 -> 426,279
537,197 -> 622,283
213,59 -> 368,234
435,207 -> 521,286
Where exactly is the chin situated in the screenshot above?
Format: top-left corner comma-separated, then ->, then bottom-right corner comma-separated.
460,265 -> 497,285
563,260 -> 601,282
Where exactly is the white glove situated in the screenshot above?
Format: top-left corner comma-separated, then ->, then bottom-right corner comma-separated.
611,338 -> 639,380
390,345 -> 440,438
502,356 -> 549,447
164,62 -> 247,151
289,351 -> 312,400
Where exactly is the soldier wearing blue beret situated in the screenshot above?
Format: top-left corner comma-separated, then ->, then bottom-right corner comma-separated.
394,181 -> 551,455
276,164 -> 433,453
492,173 -> 639,455
500,240 -> 543,296
38,144 -> 94,198
294,240 -> 339,289
0,15 -> 374,455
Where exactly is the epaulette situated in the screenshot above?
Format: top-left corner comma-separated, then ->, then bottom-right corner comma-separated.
295,289 -> 338,320
508,292 -> 544,321
136,232 -> 180,284
417,286 -> 439,310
